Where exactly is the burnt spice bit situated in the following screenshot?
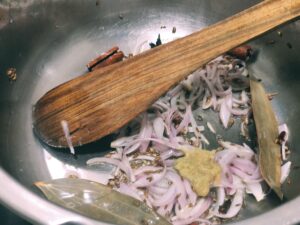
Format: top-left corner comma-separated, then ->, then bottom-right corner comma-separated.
276,131 -> 287,145
6,67 -> 17,82
149,34 -> 162,48
172,26 -> 177,33
219,199 -> 232,214
149,43 -> 156,49
156,34 -> 162,46
286,42 -> 293,49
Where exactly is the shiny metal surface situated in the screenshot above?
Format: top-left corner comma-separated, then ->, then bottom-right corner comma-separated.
0,204 -> 30,225
0,0 -> 299,224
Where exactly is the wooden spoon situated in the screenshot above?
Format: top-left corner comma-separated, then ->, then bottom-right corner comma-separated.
33,0 -> 300,148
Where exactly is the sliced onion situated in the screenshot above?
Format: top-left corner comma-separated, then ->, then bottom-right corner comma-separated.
229,166 -> 258,182
215,188 -> 244,218
167,84 -> 184,98
111,135 -> 138,148
278,123 -> 289,141
150,184 -> 177,207
122,155 -> 135,182
218,141 -> 254,159
245,182 -> 265,202
166,170 -> 187,208
233,91 -> 249,105
232,158 -> 257,174
133,166 -> 166,188
86,157 -> 131,178
216,187 -> 225,207
84,53 -> 291,224
183,179 -> 197,206
133,166 -> 164,177
152,99 -> 170,111
149,185 -> 168,195
176,107 -> 192,134
124,142 -> 141,155
117,183 -> 143,201
129,154 -> 156,161
278,123 -> 289,161
76,168 -> 113,185
230,107 -> 249,116
219,95 -> 232,128
160,149 -> 183,160
207,122 -> 216,134
61,120 -> 75,155
281,161 -> 291,184
153,117 -> 165,139
215,86 -> 232,97
172,198 -> 212,222
138,115 -> 153,152
281,142 -> 287,161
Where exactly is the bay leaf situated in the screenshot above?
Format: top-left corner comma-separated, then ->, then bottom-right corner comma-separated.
35,178 -> 171,225
250,78 -> 282,199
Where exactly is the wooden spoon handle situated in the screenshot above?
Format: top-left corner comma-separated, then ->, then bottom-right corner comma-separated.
33,0 -> 300,147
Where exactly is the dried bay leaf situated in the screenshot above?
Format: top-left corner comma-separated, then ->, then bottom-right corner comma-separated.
35,178 -> 171,225
250,78 -> 282,199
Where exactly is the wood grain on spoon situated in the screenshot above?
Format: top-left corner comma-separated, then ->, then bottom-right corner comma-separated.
33,0 -> 300,148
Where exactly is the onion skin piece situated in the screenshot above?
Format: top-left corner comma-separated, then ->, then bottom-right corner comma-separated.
250,78 -> 282,199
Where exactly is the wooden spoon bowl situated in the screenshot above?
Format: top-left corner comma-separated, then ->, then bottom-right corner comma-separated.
33,0 -> 300,148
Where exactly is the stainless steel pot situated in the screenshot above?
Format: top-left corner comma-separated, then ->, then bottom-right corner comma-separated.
0,0 -> 300,224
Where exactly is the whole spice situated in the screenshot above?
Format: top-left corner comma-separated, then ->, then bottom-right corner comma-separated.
228,45 -> 253,60
93,51 -> 124,70
86,47 -> 124,71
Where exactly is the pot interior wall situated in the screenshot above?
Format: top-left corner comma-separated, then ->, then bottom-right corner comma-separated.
0,0 -> 300,223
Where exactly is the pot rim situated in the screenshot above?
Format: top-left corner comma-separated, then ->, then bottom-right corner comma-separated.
0,167 -> 299,225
